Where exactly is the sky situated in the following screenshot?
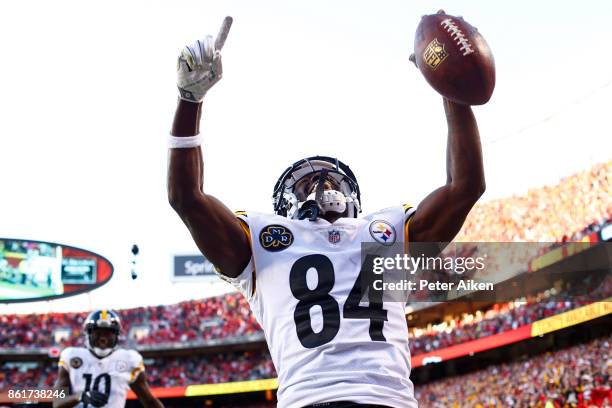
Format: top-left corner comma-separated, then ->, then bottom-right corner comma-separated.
1,0 -> 611,314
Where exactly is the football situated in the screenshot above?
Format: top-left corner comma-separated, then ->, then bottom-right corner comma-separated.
413,11 -> 495,105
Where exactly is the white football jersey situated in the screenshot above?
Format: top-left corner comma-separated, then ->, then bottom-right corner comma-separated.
226,205 -> 418,408
58,347 -> 144,408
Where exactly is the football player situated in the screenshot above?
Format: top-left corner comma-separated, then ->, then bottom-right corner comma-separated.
52,310 -> 163,408
168,17 -> 485,408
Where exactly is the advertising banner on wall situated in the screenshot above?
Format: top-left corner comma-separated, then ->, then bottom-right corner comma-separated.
172,255 -> 217,282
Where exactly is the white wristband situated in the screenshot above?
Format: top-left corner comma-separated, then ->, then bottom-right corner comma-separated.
168,134 -> 202,149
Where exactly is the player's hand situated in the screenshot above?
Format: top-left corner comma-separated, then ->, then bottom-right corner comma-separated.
177,16 -> 233,102
80,390 -> 109,407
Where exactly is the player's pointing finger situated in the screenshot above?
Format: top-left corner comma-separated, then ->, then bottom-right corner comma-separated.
215,16 -> 233,51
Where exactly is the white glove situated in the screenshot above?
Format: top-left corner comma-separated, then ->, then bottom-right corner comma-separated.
177,16 -> 233,102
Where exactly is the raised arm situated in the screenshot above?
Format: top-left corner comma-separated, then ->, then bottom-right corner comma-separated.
168,17 -> 251,278
409,98 -> 485,243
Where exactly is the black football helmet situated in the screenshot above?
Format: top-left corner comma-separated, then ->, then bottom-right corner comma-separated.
83,309 -> 121,358
273,156 -> 361,221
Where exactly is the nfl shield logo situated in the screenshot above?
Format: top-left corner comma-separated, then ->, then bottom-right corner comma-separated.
328,230 -> 341,244
423,38 -> 448,70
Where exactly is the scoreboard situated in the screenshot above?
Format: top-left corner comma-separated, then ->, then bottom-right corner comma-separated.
0,238 -> 113,303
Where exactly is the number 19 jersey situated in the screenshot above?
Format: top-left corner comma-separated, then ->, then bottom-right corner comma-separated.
226,206 -> 418,408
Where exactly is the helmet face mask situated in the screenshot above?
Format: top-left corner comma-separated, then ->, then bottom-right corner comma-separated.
84,310 -> 121,358
273,156 -> 361,220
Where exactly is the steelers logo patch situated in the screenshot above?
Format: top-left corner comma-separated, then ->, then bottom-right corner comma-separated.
116,361 -> 128,372
259,225 -> 293,252
369,220 -> 397,245
70,357 -> 82,369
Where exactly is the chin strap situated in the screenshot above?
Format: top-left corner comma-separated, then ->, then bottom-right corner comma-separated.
297,201 -> 319,221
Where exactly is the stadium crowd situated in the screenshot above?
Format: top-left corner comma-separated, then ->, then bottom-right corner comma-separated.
447,161 -> 612,286
0,362 -> 51,389
146,351 -> 276,387
1,274 -> 609,357
0,292 -> 261,350
409,273 -> 612,355
414,333 -> 612,407
2,333 -> 610,408
456,161 -> 610,242
2,275 -> 609,392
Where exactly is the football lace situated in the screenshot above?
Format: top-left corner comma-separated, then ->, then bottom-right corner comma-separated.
440,18 -> 475,56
